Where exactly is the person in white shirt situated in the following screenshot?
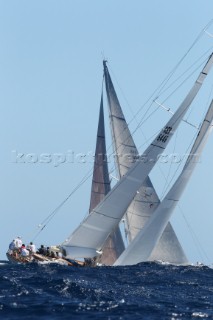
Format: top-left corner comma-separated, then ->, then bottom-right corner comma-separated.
58,251 -> 63,258
27,242 -> 36,253
14,236 -> 22,248
21,244 -> 29,257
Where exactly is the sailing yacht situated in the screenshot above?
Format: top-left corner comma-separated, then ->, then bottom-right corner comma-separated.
61,53 -> 213,262
6,52 -> 213,266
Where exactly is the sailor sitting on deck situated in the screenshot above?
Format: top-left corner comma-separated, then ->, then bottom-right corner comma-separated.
20,244 -> 30,257
27,242 -> 36,254
8,237 -> 22,257
37,245 -> 47,255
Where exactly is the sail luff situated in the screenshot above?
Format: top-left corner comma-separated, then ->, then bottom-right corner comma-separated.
104,62 -> 123,179
88,93 -> 125,265
62,54 -> 213,259
104,61 -> 188,264
114,99 -> 213,266
89,93 -> 110,213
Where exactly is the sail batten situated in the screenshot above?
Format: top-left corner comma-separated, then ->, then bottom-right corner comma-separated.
114,99 -> 213,266
62,54 -> 213,260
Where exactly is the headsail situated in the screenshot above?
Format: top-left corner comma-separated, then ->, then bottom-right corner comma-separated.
103,61 -> 187,264
89,94 -> 125,265
61,53 -> 213,259
114,99 -> 213,266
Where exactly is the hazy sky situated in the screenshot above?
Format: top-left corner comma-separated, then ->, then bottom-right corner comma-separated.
1,0 -> 213,264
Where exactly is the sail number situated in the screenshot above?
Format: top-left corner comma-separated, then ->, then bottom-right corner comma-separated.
157,126 -> 172,143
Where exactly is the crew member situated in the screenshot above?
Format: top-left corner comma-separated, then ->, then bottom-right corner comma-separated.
21,244 -> 29,257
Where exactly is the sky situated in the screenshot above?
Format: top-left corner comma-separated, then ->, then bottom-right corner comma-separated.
0,0 -> 213,264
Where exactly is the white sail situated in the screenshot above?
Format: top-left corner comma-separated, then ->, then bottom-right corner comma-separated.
114,99 -> 213,266
104,61 -> 188,264
62,53 -> 213,259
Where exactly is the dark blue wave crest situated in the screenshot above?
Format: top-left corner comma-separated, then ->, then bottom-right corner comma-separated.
0,261 -> 213,319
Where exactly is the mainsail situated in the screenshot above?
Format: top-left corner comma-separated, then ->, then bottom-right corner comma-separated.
61,53 -> 213,259
103,61 -> 188,264
89,94 -> 125,265
114,99 -> 213,266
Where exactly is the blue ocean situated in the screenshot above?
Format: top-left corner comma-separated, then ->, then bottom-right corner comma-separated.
0,261 -> 212,319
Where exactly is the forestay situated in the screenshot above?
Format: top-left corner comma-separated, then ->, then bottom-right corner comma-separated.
104,61 -> 188,264
114,99 -> 213,266
62,53 -> 213,259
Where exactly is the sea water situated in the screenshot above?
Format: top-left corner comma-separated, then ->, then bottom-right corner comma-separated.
0,261 -> 212,319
